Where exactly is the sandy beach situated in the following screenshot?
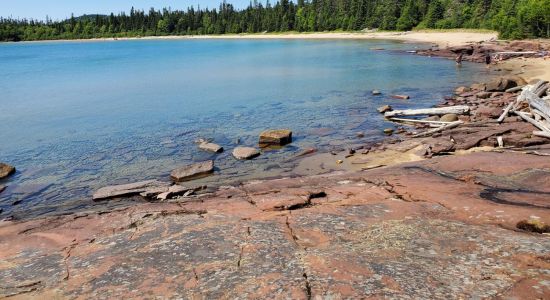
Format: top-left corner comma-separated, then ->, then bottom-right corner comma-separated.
18,30 -> 498,48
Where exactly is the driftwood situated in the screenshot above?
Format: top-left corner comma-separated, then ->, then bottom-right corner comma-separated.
412,121 -> 463,138
384,105 -> 469,118
388,117 -> 454,125
514,111 -> 550,132
497,101 -> 515,123
525,90 -> 550,119
533,131 -> 550,139
505,85 -> 525,93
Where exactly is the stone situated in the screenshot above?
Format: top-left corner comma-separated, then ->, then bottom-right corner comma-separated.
157,185 -> 190,201
476,106 -> 503,119
170,160 -> 214,182
259,129 -> 292,147
0,163 -> 15,179
0,185 -> 5,194
470,83 -> 486,91
377,105 -> 392,113
356,132 -> 365,138
476,92 -> 491,99
424,116 -> 440,121
383,128 -> 394,136
440,114 -> 459,122
233,147 -> 260,160
372,90 -> 381,95
199,142 -> 223,153
455,86 -> 470,94
93,180 -> 171,201
485,77 -> 518,92
391,94 -> 410,100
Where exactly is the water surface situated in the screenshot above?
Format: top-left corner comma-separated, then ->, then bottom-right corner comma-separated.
0,39 -> 486,218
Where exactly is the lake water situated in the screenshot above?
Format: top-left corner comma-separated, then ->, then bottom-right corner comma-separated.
0,38 -> 486,218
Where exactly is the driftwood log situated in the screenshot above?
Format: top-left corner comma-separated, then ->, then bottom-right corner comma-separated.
384,105 -> 469,118
412,121 -> 463,138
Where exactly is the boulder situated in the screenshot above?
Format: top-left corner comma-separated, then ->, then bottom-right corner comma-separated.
424,116 -> 440,121
0,163 -> 15,179
199,142 -> 223,153
93,180 -> 171,201
233,147 -> 261,160
259,129 -> 292,147
377,105 -> 392,113
486,77 -> 518,92
171,160 -> 214,182
455,86 -> 470,94
476,92 -> 491,99
470,83 -> 486,91
440,114 -> 459,122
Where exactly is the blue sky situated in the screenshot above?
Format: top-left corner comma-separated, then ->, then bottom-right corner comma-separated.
0,0 -> 250,21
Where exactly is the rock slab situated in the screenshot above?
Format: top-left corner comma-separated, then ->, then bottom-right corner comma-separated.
170,160 -> 214,182
233,147 -> 260,160
0,163 -> 15,179
259,129 -> 292,147
198,142 -> 223,153
93,180 -> 171,201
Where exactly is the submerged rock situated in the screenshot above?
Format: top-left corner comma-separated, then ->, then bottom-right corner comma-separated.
170,160 -> 214,182
0,163 -> 15,179
384,128 -> 394,136
259,129 -> 292,147
233,147 -> 260,160
199,142 -> 223,153
0,185 -> 5,194
93,180 -> 171,201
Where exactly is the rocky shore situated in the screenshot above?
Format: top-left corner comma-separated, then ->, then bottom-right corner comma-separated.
1,42 -> 550,298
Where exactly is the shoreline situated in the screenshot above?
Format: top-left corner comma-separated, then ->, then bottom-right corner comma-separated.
1,40 -> 550,297
5,30 -> 498,48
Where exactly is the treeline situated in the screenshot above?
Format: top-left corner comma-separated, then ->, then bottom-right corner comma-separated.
1,0 -> 548,41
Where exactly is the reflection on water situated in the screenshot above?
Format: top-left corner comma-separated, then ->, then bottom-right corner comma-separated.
0,39 -> 486,218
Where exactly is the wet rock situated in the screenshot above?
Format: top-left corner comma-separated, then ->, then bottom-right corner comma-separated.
93,180 -> 171,201
377,105 -> 392,113
0,163 -> 15,179
198,142 -> 223,153
356,132 -> 365,138
233,147 -> 260,160
372,90 -> 381,95
455,86 -> 470,94
486,77 -> 518,92
259,129 -> 292,147
171,160 -> 214,182
0,185 -> 5,194
383,128 -> 394,136
440,114 -> 459,122
391,94 -> 410,100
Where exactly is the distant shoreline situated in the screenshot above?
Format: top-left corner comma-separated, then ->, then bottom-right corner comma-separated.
5,30 -> 498,48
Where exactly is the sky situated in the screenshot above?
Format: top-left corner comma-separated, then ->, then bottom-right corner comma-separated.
0,0 -> 250,21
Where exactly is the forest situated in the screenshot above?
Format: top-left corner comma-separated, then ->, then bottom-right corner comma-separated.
0,0 -> 548,41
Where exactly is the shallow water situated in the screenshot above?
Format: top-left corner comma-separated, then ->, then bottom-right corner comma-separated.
0,39 -> 486,218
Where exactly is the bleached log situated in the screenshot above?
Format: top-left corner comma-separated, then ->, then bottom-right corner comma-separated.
388,117 -> 454,125
531,80 -> 548,93
514,111 -> 550,132
497,101 -> 515,123
412,121 -> 463,138
533,131 -> 550,139
525,90 -> 550,119
495,51 -> 538,55
505,85 -> 524,93
384,105 -> 469,117
535,83 -> 549,97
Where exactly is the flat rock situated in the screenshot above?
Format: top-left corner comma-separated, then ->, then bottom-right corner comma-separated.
93,180 -> 171,201
233,147 -> 260,160
377,105 -> 392,113
372,90 -> 381,95
170,160 -> 214,182
157,185 -> 190,201
0,163 -> 15,179
259,129 -> 292,147
198,142 -> 223,153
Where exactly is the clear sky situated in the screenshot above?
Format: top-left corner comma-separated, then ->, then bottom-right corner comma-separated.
0,0 -> 250,21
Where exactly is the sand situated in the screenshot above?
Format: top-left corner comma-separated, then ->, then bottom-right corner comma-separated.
500,56 -> 550,82
21,30 -> 498,48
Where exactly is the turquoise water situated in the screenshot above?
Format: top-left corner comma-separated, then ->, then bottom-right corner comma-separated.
0,39 -> 485,218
